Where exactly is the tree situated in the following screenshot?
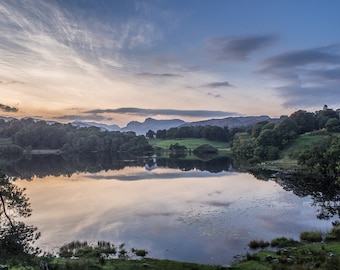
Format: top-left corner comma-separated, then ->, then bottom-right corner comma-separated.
0,172 -> 40,255
290,110 -> 316,134
273,118 -> 298,146
298,136 -> 340,179
146,130 -> 155,139
325,118 -> 340,132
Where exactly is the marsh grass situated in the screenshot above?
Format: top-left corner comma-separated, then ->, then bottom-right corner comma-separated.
300,231 -> 323,242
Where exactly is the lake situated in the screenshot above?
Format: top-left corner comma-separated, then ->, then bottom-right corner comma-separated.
12,156 -> 334,265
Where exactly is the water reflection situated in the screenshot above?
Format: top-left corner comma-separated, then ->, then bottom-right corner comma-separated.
0,154 -> 233,180
16,167 -> 333,265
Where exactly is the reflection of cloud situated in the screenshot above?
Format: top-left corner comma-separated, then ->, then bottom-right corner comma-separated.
0,103 -> 19,112
205,201 -> 232,208
85,107 -> 238,118
137,212 -> 176,218
207,34 -> 278,61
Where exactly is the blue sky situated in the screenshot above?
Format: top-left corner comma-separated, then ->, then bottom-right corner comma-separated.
1,0 -> 339,126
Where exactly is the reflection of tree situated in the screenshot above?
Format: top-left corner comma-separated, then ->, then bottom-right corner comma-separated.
1,154 -> 234,179
252,170 -> 340,222
0,172 -> 40,256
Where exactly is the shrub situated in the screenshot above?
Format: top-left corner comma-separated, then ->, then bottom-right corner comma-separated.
325,226 -> 340,242
270,237 -> 300,248
300,231 -> 322,242
248,239 -> 270,249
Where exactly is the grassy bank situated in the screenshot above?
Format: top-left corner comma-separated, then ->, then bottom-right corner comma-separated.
3,238 -> 340,270
259,132 -> 335,171
148,138 -> 231,158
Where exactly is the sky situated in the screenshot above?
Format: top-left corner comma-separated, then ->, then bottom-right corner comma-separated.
1,0 -> 340,127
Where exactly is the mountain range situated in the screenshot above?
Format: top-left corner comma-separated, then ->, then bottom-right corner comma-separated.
1,115 -> 279,135
72,115 -> 279,135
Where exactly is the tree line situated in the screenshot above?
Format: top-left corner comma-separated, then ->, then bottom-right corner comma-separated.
231,105 -> 340,179
0,118 -> 153,155
147,125 -> 244,142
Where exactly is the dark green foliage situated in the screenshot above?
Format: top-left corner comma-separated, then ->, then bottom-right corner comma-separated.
0,118 -> 154,155
300,231 -> 323,242
325,226 -> 340,242
270,237 -> 301,248
298,136 -> 340,178
232,105 -> 340,167
155,125 -> 231,142
193,144 -> 218,156
248,239 -> 270,249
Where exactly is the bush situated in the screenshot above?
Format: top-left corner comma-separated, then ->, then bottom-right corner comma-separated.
300,231 -> 322,242
193,144 -> 218,154
325,226 -> 340,242
270,237 -> 300,248
248,239 -> 270,249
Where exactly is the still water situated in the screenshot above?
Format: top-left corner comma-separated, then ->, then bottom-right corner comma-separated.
16,165 -> 333,265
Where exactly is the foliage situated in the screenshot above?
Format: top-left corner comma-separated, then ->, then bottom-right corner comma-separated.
300,231 -> 323,242
0,118 -> 154,155
193,144 -> 218,159
155,125 -> 231,142
232,105 -> 340,167
0,172 -> 40,258
270,237 -> 301,248
248,239 -> 270,249
298,135 -> 340,179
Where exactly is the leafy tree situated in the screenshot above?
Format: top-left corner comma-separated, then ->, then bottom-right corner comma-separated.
146,129 -> 155,139
0,172 -> 40,256
325,118 -> 340,132
156,129 -> 167,139
193,144 -> 218,157
298,136 -> 340,179
251,121 -> 269,138
273,117 -> 298,146
290,110 -> 316,134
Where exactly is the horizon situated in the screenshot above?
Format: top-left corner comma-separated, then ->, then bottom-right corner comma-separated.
1,0 -> 340,126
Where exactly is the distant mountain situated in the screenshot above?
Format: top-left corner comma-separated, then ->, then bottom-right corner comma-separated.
71,121 -> 120,131
181,115 -> 279,128
0,115 -> 279,135
121,118 -> 186,135
66,116 -> 279,135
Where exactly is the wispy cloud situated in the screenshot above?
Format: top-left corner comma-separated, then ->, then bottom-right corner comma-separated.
137,72 -> 181,78
207,34 -> 278,61
54,114 -> 107,122
0,103 -> 19,112
202,81 -> 234,88
85,107 -> 238,118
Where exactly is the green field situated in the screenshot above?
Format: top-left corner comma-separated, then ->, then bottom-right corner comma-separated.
148,138 -> 230,151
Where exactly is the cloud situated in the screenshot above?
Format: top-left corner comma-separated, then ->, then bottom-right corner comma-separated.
207,93 -> 222,98
275,83 -> 340,108
85,107 -> 238,118
261,44 -> 340,71
259,44 -> 340,109
207,34 -> 278,61
202,81 -> 234,88
0,80 -> 24,85
137,72 -> 181,78
0,103 -> 19,112
54,114 -> 107,122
